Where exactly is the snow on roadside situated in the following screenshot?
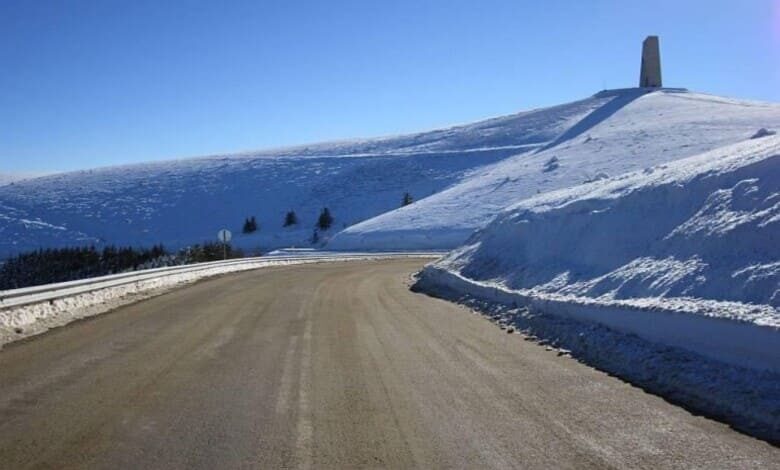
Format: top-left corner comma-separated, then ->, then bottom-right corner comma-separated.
413,136 -> 780,442
0,254 -> 434,348
427,135 -> 780,318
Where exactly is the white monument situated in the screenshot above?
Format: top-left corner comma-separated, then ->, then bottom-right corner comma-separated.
639,36 -> 662,88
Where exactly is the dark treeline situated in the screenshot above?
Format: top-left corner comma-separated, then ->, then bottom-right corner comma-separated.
179,242 -> 243,263
0,241 -> 245,290
242,216 -> 258,233
0,244 -> 166,290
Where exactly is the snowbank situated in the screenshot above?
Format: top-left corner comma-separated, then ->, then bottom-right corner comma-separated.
330,89 -> 780,250
413,271 -> 780,442
419,136 -> 780,366
432,135 -> 780,308
416,264 -> 780,372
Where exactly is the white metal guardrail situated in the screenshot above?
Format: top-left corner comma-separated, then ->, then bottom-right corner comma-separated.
0,252 -> 443,310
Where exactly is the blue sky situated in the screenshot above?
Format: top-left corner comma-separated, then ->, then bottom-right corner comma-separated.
1,0 -> 779,173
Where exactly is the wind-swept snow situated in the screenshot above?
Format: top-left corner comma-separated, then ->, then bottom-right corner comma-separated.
0,96 -> 604,258
4,88 -> 780,259
429,136 -> 780,311
0,173 -> 39,187
330,89 -> 780,250
0,175 -> 16,187
416,136 -> 780,368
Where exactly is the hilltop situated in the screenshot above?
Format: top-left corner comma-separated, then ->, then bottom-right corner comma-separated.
0,92 -> 609,257
2,88 -> 779,257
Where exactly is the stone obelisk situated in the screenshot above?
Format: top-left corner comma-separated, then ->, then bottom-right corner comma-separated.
639,36 -> 662,88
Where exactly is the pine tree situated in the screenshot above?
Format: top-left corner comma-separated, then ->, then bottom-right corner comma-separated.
243,216 -> 258,233
0,243 -> 170,290
317,207 -> 333,230
284,210 -> 298,227
402,192 -> 413,206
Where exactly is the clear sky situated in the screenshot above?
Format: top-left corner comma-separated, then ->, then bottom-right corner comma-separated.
1,0 -> 779,173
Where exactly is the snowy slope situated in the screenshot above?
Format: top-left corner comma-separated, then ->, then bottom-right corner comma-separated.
4,88 -> 780,258
428,135 -> 780,310
0,96 -> 605,258
0,173 -> 38,187
330,89 -> 780,249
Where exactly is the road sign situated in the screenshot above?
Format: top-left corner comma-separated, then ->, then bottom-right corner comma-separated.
217,229 -> 232,243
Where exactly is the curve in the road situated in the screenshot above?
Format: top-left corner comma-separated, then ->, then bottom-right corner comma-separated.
0,259 -> 777,469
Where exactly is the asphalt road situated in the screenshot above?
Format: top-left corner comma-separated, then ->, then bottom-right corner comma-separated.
0,259 -> 777,469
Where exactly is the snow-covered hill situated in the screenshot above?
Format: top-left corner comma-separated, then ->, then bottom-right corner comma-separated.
2,88 -> 780,258
0,95 -> 602,257
0,173 -> 37,187
330,89 -> 780,249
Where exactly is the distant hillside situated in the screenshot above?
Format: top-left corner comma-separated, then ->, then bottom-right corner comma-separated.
0,95 -> 600,257
0,173 -> 39,187
3,88 -> 780,258
330,89 -> 780,249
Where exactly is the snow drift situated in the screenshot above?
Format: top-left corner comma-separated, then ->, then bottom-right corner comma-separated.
330,89 -> 780,250
438,136 -> 780,308
416,135 -> 780,369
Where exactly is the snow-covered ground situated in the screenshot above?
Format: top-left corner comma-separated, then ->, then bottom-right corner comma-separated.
429,135 -> 780,311
413,136 -> 780,441
9,88 -> 780,257
0,95 -> 601,258
0,175 -> 16,187
3,87 -> 779,261
0,172 -> 40,187
330,89 -> 780,249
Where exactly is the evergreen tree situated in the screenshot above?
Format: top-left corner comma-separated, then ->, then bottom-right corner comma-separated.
242,216 -> 258,233
0,244 -> 169,290
284,210 -> 298,227
317,207 -> 333,230
181,241 -> 243,263
402,192 -> 413,206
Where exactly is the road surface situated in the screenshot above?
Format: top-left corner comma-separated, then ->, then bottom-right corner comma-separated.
0,259 -> 777,469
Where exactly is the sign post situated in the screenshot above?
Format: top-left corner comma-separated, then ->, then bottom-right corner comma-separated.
217,229 -> 232,260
